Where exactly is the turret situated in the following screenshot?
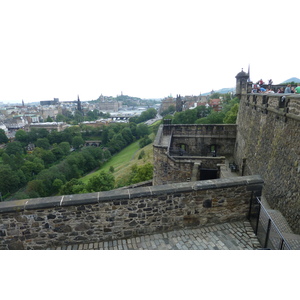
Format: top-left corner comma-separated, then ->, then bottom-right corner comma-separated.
235,68 -> 249,99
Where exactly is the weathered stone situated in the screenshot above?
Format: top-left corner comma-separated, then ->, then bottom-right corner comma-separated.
48,234 -> 57,239
74,236 -> 87,241
53,225 -> 72,233
47,214 -> 56,219
8,240 -> 24,250
74,223 -> 90,231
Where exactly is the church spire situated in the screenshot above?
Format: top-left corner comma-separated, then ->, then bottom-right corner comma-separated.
248,64 -> 251,82
77,95 -> 82,112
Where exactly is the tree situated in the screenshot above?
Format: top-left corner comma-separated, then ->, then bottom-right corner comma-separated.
59,142 -> 71,156
36,138 -> 51,150
0,129 -> 8,144
136,123 -> 149,138
51,145 -> 64,160
196,111 -> 225,124
15,129 -> 28,144
52,178 -> 64,194
224,103 -> 239,124
85,110 -> 98,121
139,136 -> 152,148
172,109 -> 197,124
121,127 -> 134,144
32,147 -> 56,167
48,130 -> 63,144
26,180 -> 46,197
81,149 -> 97,172
196,105 -> 212,119
21,160 -> 44,181
86,171 -> 115,192
46,116 -> 53,122
56,114 -> 67,122
127,163 -> 153,184
161,105 -> 175,116
72,136 -> 84,150
5,141 -> 24,156
36,128 -> 49,139
138,150 -> 146,159
130,108 -> 157,124
108,133 -> 126,154
0,165 -> 21,195
59,178 -> 85,195
1,152 -> 11,165
209,92 -> 222,100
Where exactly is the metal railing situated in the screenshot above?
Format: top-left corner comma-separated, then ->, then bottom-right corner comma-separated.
248,196 -> 291,250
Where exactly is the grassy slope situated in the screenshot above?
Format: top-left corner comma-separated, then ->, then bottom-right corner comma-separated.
81,134 -> 154,187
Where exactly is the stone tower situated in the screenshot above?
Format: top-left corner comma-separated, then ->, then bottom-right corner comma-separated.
235,68 -> 250,98
176,94 -> 183,112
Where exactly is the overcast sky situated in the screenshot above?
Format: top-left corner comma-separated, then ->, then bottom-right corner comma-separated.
0,0 -> 299,103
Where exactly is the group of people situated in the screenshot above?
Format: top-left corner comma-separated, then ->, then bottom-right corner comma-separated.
252,79 -> 300,94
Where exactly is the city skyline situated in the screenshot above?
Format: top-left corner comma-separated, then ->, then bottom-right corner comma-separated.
1,0 -> 299,103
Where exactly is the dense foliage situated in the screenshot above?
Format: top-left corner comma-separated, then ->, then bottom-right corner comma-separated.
129,108 -> 157,124
0,111 -> 158,200
164,93 -> 240,125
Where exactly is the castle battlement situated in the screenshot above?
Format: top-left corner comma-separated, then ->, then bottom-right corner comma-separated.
235,75 -> 300,234
245,93 -> 300,119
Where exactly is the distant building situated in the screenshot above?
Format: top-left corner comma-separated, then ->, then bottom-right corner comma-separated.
40,98 -> 59,106
209,98 -> 222,111
25,122 -> 69,132
159,97 -> 176,114
98,100 -> 121,112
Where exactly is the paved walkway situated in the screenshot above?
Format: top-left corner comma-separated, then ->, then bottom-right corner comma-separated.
48,221 -> 261,250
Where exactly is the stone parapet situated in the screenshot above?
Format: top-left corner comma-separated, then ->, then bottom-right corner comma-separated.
0,175 -> 263,250
245,93 -> 300,117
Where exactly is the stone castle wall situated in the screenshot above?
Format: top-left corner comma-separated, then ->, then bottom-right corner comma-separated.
235,92 -> 300,233
153,124 -> 236,185
0,176 -> 263,249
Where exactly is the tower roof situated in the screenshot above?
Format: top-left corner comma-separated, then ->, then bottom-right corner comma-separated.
235,68 -> 249,78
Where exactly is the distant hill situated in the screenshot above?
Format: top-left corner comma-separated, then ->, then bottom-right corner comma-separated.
281,77 -> 300,84
202,87 -> 235,96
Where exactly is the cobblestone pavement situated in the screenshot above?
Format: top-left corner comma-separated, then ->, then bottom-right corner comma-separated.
48,221 -> 261,250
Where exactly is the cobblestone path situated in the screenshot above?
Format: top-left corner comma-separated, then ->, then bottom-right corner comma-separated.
49,220 -> 261,250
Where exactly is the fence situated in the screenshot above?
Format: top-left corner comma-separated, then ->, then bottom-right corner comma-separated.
248,195 -> 291,250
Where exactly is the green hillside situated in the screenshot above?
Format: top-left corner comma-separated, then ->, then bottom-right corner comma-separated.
81,134 -> 154,187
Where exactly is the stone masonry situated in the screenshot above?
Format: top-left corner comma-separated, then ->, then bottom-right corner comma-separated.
234,73 -> 300,234
153,124 -> 237,185
0,175 -> 263,250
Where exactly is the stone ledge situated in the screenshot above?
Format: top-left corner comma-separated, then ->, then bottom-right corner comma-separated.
0,175 -> 263,214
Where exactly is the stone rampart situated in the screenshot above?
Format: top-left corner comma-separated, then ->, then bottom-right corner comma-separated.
235,92 -> 300,233
0,175 -> 263,249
